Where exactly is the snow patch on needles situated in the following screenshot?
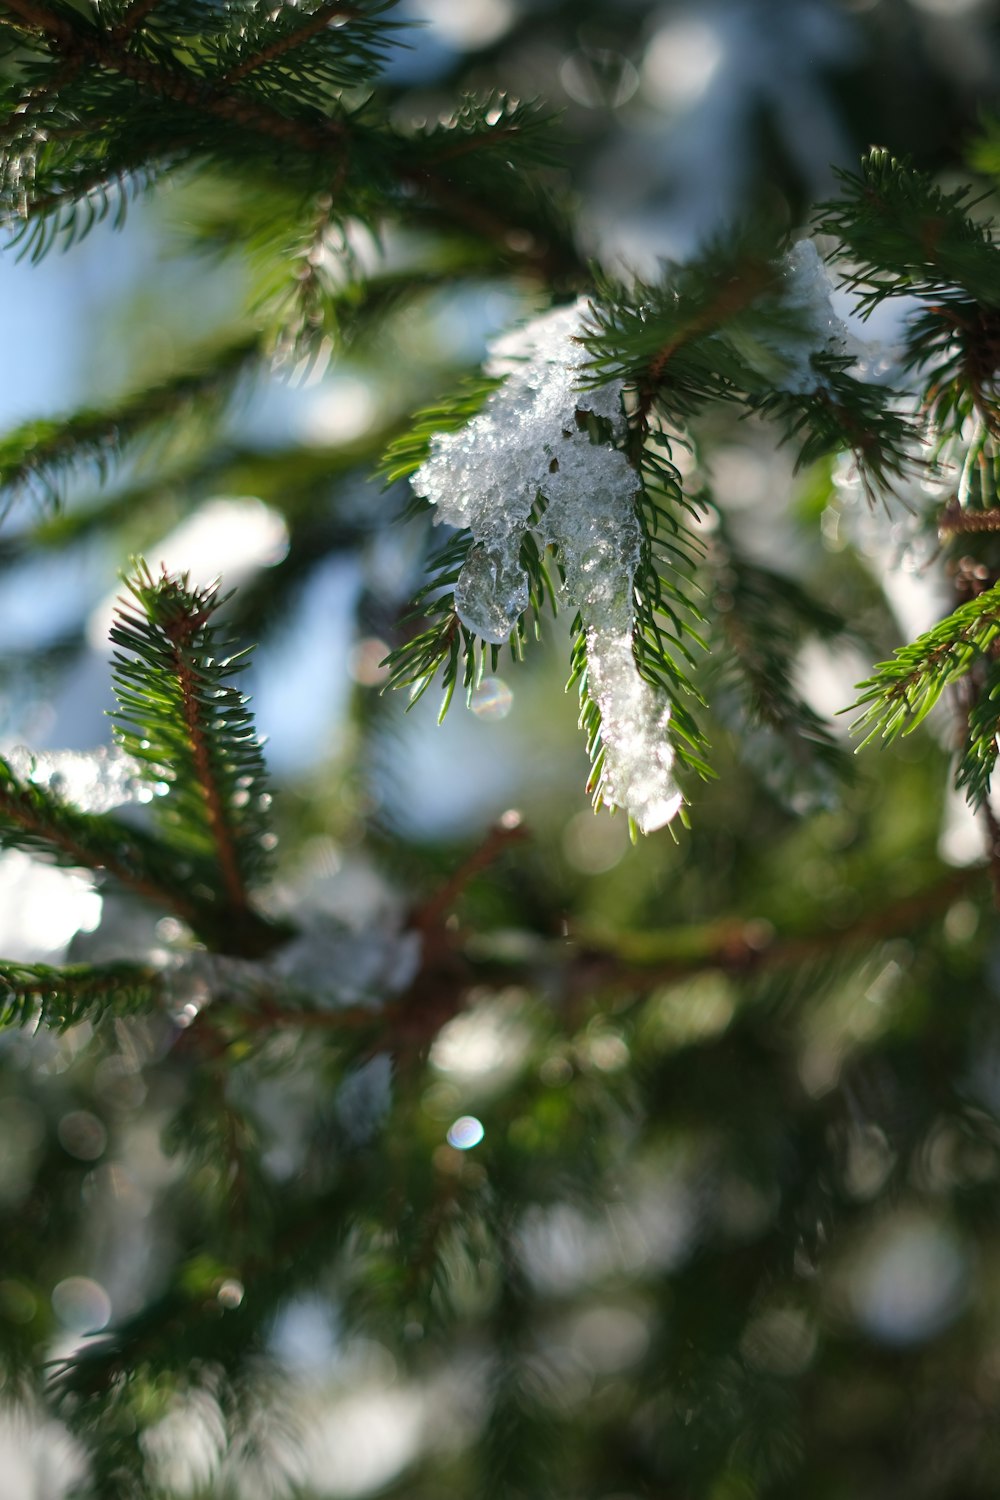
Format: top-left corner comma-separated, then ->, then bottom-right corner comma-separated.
722,240 -> 902,393
727,241 -> 853,393
2,745 -> 146,813
411,297 -> 682,833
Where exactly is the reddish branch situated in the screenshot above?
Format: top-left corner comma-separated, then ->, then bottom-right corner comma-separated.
185,854 -> 985,1057
0,782 -> 201,926
108,0 -> 163,43
413,813 -> 529,934
0,0 -> 571,276
939,500 -> 1000,535
219,1 -> 364,86
162,611 -> 248,916
637,263 -> 776,423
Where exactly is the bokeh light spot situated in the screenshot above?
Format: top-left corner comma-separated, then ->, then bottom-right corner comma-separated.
446,1115 -> 485,1150
469,677 -> 513,720
52,1277 -> 111,1333
57,1110 -> 107,1162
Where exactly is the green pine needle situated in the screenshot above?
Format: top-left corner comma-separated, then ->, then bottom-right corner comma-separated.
0,960 -> 161,1031
109,562 -> 275,918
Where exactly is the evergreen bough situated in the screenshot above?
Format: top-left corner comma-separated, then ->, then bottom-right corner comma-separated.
0,2 -> 998,1495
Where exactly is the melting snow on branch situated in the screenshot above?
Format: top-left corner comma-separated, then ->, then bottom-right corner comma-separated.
728,240 -> 851,393
412,298 -> 682,833
2,745 -> 147,813
733,240 -> 898,391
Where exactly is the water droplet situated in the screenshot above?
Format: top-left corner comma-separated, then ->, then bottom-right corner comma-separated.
470,677 -> 513,720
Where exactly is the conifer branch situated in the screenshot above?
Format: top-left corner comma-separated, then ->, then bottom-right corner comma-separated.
218,2 -> 368,87
0,1 -> 568,275
107,0 -> 163,44
939,500 -> 1000,534
0,959 -> 161,1030
414,814 -> 528,932
110,565 -> 274,922
852,581 -> 1000,746
0,754 -> 203,924
176,643 -> 243,911
816,148 -> 1000,311
1,0 -> 340,152
0,332 -> 257,507
0,0 -> 59,36
708,542 -> 851,804
635,260 -> 778,422
576,867 -> 980,988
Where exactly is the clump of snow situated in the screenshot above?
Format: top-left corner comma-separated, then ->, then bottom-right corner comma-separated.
724,240 -> 853,393
720,239 -> 907,397
176,920 -> 422,1016
2,745 -> 146,813
773,240 -> 851,390
411,298 -> 682,833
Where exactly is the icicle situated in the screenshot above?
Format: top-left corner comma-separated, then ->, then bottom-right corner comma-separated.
412,297 -> 682,831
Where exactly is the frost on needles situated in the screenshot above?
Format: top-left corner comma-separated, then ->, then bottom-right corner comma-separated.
412,298 -> 683,834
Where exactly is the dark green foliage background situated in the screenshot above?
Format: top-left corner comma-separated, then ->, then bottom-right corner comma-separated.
0,2 -> 1000,1498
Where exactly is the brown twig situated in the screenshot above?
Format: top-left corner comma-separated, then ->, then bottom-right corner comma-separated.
162,612 -> 248,916
939,500 -> 1000,535
413,813 -> 529,933
219,1 -> 363,86
636,262 -> 776,424
108,0 -> 163,43
575,866 -> 983,997
0,782 -> 201,927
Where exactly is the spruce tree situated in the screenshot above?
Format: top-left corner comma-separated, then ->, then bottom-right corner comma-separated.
0,2 -> 999,1497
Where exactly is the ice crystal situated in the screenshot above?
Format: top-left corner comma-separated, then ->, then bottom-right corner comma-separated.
412,298 -> 682,832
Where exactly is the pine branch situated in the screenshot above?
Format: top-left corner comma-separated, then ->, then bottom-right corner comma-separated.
0,4 -> 580,278
852,582 -> 1000,737
576,867 -> 980,985
582,248 -> 917,499
109,564 -> 274,920
0,959 -> 161,1030
1,0 -> 341,152
752,360 -> 919,501
580,246 -> 780,423
381,372 -> 506,489
815,148 -> 1000,312
0,331 -> 258,509
380,530 -> 474,714
708,542 -> 853,808
10,160 -> 165,260
107,0 -> 164,44
629,448 -> 710,775
217,1 -> 388,88
0,752 -> 203,925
